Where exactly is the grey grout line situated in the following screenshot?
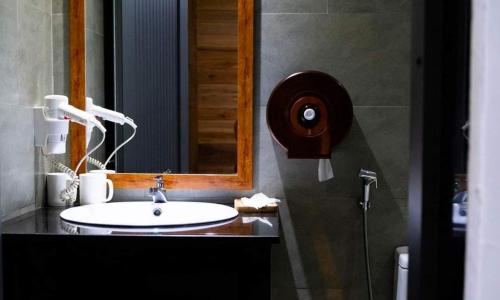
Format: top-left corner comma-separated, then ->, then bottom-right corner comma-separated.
260,0 -> 329,14
260,12 -> 380,16
21,2 -> 52,15
353,105 -> 410,108
297,288 -> 313,300
279,199 -> 310,289
261,12 -> 329,15
50,6 -> 54,95
85,28 -> 105,37
258,104 -> 409,108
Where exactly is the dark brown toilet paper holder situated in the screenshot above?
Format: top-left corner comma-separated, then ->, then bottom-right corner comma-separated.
266,71 -> 353,159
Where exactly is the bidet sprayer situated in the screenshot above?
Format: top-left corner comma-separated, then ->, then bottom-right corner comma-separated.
358,169 -> 378,300
359,169 -> 377,211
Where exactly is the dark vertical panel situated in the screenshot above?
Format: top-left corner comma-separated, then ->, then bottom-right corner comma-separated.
448,2 -> 470,174
442,2 -> 469,298
408,1 -> 469,299
103,1 -> 116,169
118,0 -> 180,173
179,0 -> 190,173
114,0 -> 125,170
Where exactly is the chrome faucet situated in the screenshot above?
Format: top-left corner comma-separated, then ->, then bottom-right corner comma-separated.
359,169 -> 377,211
148,175 -> 168,204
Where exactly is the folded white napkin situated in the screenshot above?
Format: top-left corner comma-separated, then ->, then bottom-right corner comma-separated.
240,193 -> 281,209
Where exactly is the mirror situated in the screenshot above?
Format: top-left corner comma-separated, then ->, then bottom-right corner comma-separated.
70,0 -> 253,189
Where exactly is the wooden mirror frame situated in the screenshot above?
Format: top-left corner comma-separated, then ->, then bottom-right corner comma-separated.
69,0 -> 253,189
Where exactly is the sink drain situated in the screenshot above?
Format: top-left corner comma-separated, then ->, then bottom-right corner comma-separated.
153,207 -> 162,216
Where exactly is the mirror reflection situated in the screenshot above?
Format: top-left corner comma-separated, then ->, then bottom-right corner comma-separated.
86,0 -> 239,174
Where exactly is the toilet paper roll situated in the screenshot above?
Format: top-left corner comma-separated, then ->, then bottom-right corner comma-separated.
267,71 -> 353,159
318,159 -> 334,182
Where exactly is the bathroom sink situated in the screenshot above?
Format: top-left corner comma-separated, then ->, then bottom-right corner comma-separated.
60,201 -> 238,227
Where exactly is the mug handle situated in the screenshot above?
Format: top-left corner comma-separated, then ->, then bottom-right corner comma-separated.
105,179 -> 114,202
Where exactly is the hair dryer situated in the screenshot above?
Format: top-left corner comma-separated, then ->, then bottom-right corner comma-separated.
85,97 -> 137,170
85,97 -> 137,146
34,95 -> 106,154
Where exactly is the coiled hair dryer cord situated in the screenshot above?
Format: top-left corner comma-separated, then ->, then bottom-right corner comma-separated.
45,157 -> 79,205
44,128 -> 106,205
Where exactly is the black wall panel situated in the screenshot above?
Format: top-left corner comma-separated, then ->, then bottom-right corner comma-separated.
117,0 -> 180,173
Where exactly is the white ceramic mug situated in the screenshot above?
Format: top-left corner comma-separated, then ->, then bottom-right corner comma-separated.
79,173 -> 114,205
47,173 -> 73,207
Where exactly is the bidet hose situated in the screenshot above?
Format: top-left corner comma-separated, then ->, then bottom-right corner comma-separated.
363,208 -> 374,300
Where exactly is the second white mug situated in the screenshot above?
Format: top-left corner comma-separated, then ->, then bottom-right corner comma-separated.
79,172 -> 114,205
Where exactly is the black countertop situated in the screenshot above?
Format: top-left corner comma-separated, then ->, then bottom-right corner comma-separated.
2,206 -> 280,242
3,205 -> 280,299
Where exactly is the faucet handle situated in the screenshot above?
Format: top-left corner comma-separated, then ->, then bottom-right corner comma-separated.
154,175 -> 164,189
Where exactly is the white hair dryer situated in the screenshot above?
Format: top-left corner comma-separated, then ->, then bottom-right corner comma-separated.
34,95 -> 106,154
85,97 -> 137,170
85,97 -> 137,146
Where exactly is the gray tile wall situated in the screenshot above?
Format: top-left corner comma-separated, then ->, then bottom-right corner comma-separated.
52,0 -> 68,96
258,1 -> 410,299
52,0 -> 106,167
85,0 -> 106,163
52,0 -> 70,168
0,0 -> 410,296
0,0 -> 56,220
111,0 -> 411,299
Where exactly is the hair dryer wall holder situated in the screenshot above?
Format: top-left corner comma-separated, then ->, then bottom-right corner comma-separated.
34,107 -> 69,155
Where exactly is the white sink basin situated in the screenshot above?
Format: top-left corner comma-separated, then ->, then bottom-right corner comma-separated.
60,201 -> 238,227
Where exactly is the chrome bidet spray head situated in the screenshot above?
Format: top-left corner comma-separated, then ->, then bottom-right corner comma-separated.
359,169 -> 377,211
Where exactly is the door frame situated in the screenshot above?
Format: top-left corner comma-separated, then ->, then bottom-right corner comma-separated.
408,0 -> 470,299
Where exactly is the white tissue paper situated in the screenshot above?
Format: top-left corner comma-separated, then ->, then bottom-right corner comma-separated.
240,193 -> 281,209
242,217 -> 274,227
318,158 -> 334,182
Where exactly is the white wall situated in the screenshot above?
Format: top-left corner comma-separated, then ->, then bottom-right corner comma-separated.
465,0 -> 500,299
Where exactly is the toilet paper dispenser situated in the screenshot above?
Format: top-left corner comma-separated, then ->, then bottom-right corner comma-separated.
266,71 -> 353,159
